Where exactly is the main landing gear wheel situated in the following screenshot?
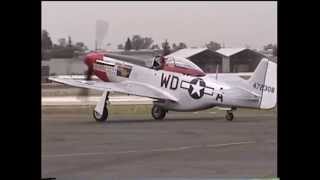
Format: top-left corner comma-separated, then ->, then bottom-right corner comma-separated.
93,91 -> 109,122
225,110 -> 234,121
151,105 -> 167,120
93,107 -> 108,122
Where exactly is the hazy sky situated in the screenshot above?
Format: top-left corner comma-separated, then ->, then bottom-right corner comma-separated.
41,1 -> 277,50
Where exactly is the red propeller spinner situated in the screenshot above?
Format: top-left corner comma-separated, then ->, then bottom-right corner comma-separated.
84,52 -> 104,80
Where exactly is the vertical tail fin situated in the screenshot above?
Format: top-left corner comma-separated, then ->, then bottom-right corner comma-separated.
248,58 -> 277,109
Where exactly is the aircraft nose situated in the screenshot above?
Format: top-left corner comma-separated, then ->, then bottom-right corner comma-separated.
84,52 -> 104,68
84,52 -> 104,80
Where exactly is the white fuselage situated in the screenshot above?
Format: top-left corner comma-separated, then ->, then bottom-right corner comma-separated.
95,57 -> 259,111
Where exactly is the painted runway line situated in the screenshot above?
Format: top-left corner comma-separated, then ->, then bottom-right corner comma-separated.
43,141 -> 256,159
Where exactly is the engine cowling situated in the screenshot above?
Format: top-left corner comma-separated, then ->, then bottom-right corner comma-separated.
84,52 -> 104,80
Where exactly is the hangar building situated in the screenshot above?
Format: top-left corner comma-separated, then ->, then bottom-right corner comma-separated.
216,48 -> 265,73
167,48 -> 266,73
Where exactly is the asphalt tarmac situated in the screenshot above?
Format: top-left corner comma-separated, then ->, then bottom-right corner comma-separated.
42,107 -> 277,180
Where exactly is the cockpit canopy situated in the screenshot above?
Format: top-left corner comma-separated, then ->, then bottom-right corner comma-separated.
163,56 -> 206,77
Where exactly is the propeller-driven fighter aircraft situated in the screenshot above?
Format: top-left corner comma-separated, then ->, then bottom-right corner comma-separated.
49,52 -> 277,122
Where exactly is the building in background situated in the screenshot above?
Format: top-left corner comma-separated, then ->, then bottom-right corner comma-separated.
167,47 -> 266,73
216,48 -> 266,73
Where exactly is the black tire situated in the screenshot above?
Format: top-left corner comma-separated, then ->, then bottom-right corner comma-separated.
225,112 -> 234,121
151,105 -> 166,120
93,108 -> 108,122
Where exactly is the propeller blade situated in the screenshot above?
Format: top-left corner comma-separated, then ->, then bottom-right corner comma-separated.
95,20 -> 108,50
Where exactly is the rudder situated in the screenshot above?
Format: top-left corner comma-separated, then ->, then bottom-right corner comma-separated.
248,58 -> 277,109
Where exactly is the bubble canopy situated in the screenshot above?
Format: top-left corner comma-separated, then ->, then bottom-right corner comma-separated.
165,56 -> 204,73
163,56 -> 206,77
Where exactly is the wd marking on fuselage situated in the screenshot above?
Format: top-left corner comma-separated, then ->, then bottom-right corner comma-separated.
160,73 -> 179,90
160,73 -> 222,101
170,76 -> 179,90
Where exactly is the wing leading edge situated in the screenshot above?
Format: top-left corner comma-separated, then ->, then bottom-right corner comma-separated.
48,76 -> 178,102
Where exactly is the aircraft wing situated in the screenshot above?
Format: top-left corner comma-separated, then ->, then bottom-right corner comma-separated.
48,76 -> 178,102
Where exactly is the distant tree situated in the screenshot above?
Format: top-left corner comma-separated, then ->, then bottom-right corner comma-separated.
124,38 -> 132,51
75,42 -> 84,48
142,37 -> 154,49
263,43 -> 274,51
118,44 -> 124,49
171,42 -> 187,52
58,38 -> 67,47
130,35 -> 154,50
74,42 -> 87,52
151,44 -> 160,50
131,35 -> 144,50
41,30 -> 53,50
178,42 -> 187,49
206,41 -> 221,51
263,43 -> 277,56
67,36 -> 72,47
162,40 -> 171,56
50,37 -> 87,58
172,43 -> 177,51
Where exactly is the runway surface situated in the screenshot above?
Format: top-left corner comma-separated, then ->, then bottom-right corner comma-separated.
42,107 -> 277,179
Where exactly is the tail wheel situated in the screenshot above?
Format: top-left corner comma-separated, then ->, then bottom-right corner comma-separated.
93,108 -> 108,122
151,105 -> 166,120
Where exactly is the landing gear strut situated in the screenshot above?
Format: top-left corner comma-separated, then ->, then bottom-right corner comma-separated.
151,105 -> 167,120
93,92 -> 109,122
